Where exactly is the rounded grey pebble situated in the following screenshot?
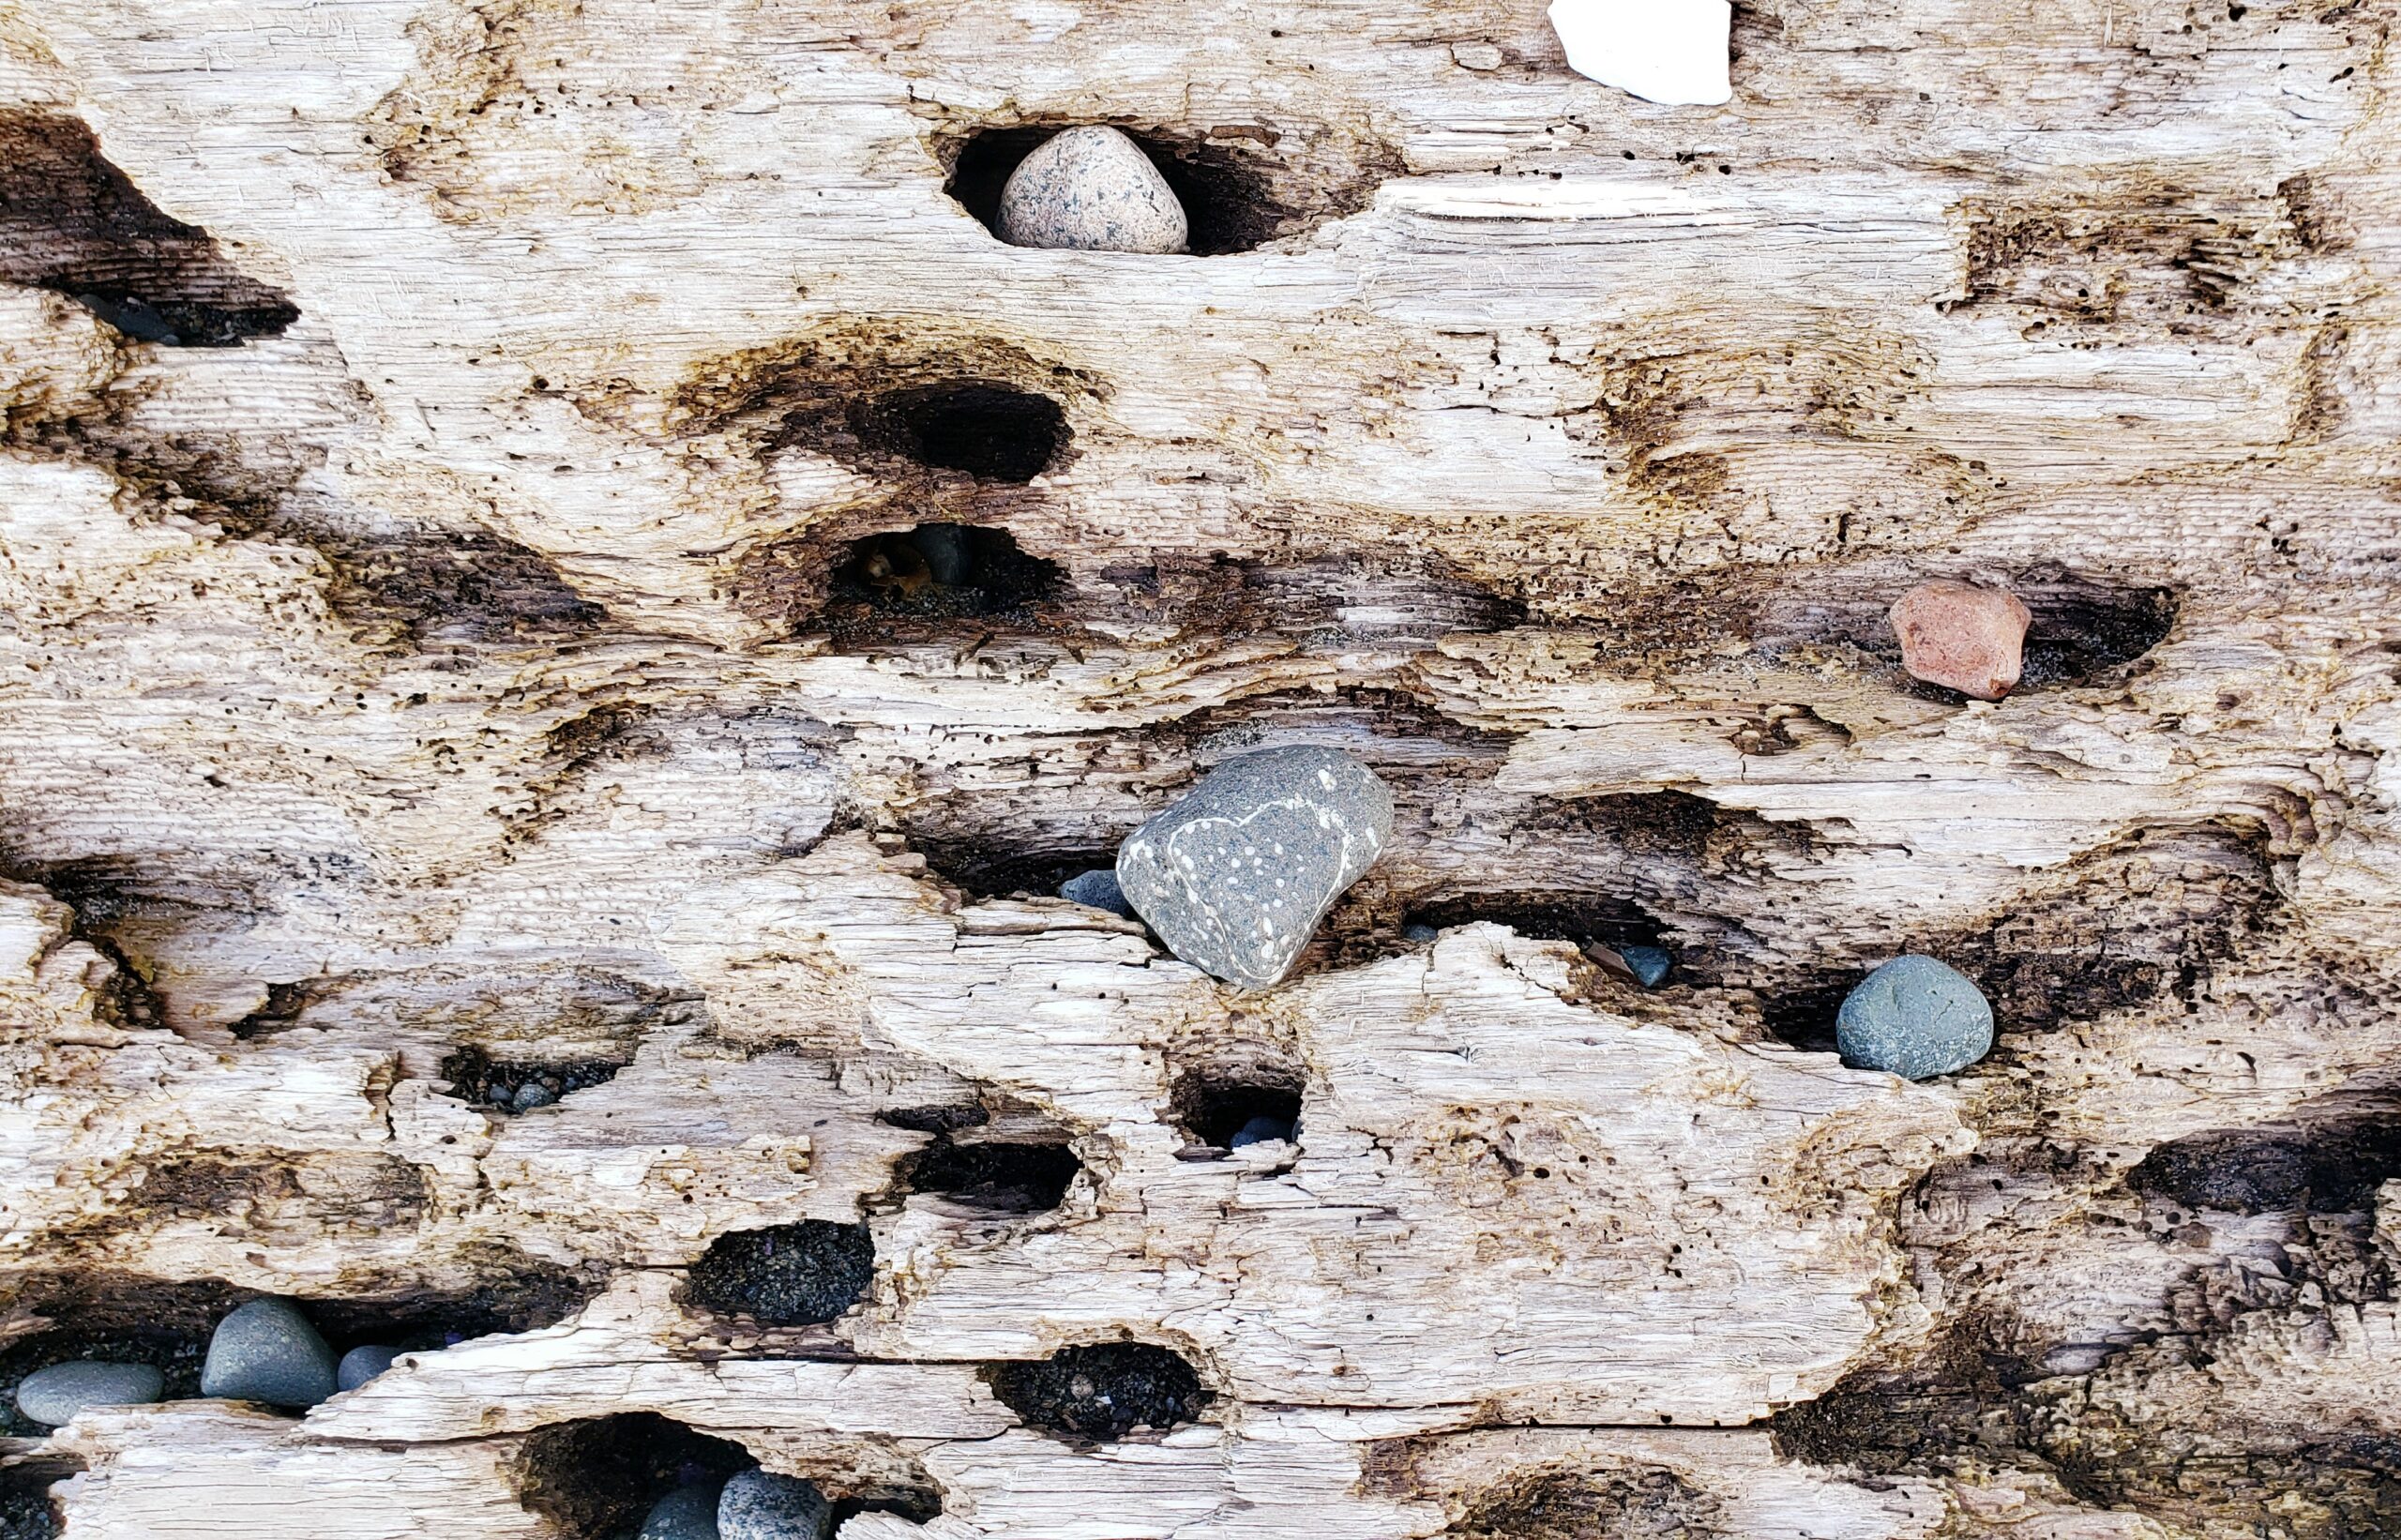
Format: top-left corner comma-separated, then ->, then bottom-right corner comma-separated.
1059,868 -> 1136,918
1401,923 -> 1440,944
1835,955 -> 1995,1080
512,1080 -> 558,1111
717,1469 -> 832,1540
201,1297 -> 339,1409
1228,1115 -> 1296,1150
14,1361 -> 164,1426
336,1344 -> 400,1392
996,126 -> 1189,254
640,1479 -> 725,1540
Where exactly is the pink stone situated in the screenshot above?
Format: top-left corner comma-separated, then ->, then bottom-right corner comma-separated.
1890,580 -> 2031,701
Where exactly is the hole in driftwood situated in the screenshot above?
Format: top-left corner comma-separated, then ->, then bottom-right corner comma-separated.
1170,1064 -> 1304,1151
438,1045 -> 627,1114
848,383 -> 1066,482
825,524 -> 1067,626
896,1138 -> 1081,1214
514,1412 -> 750,1540
876,1103 -> 991,1135
1402,894 -> 1667,955
982,1343 -> 1214,1442
1759,974 -> 1865,1056
681,1222 -> 875,1326
943,125 -> 1288,255
911,838 -> 1123,903
2128,1110 -> 2401,1217
0,110 -> 298,345
0,1461 -> 74,1540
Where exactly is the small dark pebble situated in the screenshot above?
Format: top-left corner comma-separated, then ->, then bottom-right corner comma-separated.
74,292 -> 180,343
1228,1116 -> 1296,1149
639,1478 -> 724,1540
1059,868 -> 1137,918
336,1344 -> 399,1392
201,1298 -> 338,1409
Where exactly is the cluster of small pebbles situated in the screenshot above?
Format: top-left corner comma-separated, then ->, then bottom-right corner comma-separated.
13,1296 -> 407,1429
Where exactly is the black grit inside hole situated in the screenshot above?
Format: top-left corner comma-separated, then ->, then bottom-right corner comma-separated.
849,382 -> 1067,482
0,109 -> 299,345
982,1343 -> 1214,1442
0,1461 -> 74,1540
2127,1111 -> 2401,1216
1170,1066 -> 1304,1150
827,524 -> 1066,623
514,1412 -> 750,1540
897,1138 -> 1081,1213
910,838 -> 1121,902
439,1045 -> 626,1114
942,125 -> 1288,255
2015,581 -> 2179,688
682,1221 -> 875,1326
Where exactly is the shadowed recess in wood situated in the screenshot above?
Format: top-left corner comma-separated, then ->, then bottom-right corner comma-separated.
0,111 -> 298,345
514,1412 -> 750,1540
680,1222 -> 875,1326
982,1342 -> 1213,1442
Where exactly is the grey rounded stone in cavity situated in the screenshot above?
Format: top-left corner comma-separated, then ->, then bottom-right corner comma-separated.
1059,868 -> 1136,918
14,1361 -> 164,1426
1115,746 -> 1393,990
1836,955 -> 1995,1080
909,523 -> 975,586
1401,922 -> 1440,944
1228,1115 -> 1296,1150
717,1469 -> 832,1540
336,1344 -> 399,1392
641,1480 -> 725,1540
200,1297 -> 338,1409
1619,945 -> 1673,989
996,127 -> 1189,254
512,1080 -> 558,1111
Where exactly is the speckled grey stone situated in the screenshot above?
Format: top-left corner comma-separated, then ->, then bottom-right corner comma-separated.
13,1361 -> 164,1426
640,1480 -> 724,1540
200,1298 -> 338,1409
717,1469 -> 831,1540
1059,868 -> 1136,918
512,1080 -> 558,1111
1836,955 -> 1994,1080
1620,945 -> 1673,989
1228,1115 -> 1296,1150
1401,922 -> 1440,944
1115,746 -> 1393,990
336,1344 -> 399,1392
996,127 -> 1189,254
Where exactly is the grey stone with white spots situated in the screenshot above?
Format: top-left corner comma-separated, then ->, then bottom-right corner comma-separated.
1835,955 -> 1995,1080
1115,747 -> 1393,990
640,1479 -> 724,1540
14,1361 -> 164,1425
200,1297 -> 339,1409
1059,868 -> 1136,918
717,1469 -> 832,1540
337,1344 -> 399,1392
996,127 -> 1189,254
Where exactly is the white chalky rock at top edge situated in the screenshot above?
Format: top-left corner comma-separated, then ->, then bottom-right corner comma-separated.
1548,0 -> 1733,106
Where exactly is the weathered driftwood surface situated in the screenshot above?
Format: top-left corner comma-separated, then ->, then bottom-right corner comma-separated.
2,0 -> 2399,1535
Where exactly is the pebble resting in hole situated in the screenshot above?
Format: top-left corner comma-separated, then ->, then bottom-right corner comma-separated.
996,127 -> 1189,253
201,1297 -> 339,1409
637,1470 -> 833,1540
1115,747 -> 1393,990
1891,579 -> 2031,701
1836,955 -> 1994,1080
337,1344 -> 399,1391
1058,867 -> 1137,918
14,1361 -> 165,1426
1228,1115 -> 1297,1149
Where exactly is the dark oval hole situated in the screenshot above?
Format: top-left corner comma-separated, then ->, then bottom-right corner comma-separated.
897,1138 -> 1081,1213
849,382 -> 1066,482
438,1045 -> 626,1114
682,1221 -> 874,1326
941,125 -> 1287,256
1759,973 -> 1866,1056
829,524 -> 1065,621
983,1343 -> 1213,1442
515,1412 -> 750,1540
1170,1065 -> 1304,1151
2128,1114 -> 2401,1216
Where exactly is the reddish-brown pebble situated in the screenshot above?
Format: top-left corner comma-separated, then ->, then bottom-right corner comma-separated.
1890,580 -> 2031,700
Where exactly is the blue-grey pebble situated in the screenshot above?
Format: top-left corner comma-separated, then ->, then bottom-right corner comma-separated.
640,1479 -> 724,1540
1116,746 -> 1393,990
201,1297 -> 339,1409
512,1080 -> 558,1111
1835,955 -> 1994,1080
1059,868 -> 1137,918
1401,922 -> 1440,944
909,524 -> 976,586
336,1344 -> 400,1392
717,1469 -> 831,1540
1228,1115 -> 1296,1150
1620,945 -> 1673,989
14,1361 -> 164,1426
